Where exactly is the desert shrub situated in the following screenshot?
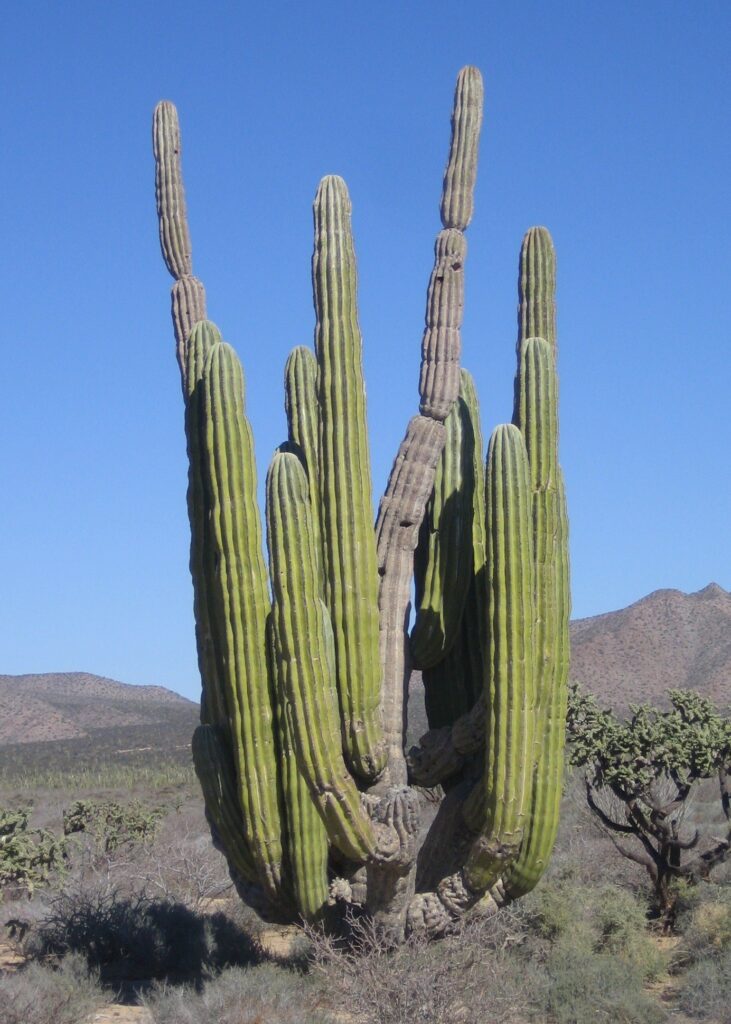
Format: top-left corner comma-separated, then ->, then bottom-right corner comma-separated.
676,883 -> 731,961
25,884 -> 259,982
0,808 -> 66,898
134,826 -> 233,909
543,938 -> 667,1024
307,908 -> 545,1024
676,947 -> 731,1021
524,874 -> 665,981
142,961 -> 326,1024
63,798 -> 163,853
0,952 -> 105,1024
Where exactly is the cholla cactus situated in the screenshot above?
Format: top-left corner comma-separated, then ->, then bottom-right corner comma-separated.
152,66 -> 570,940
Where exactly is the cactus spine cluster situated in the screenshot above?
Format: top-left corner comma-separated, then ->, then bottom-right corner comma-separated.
152,66 -> 570,940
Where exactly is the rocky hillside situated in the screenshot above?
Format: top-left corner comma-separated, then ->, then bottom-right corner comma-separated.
0,672 -> 197,745
569,582 -> 731,707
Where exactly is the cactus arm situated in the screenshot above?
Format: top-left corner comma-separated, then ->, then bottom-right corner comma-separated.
192,724 -> 258,884
172,276 -> 207,384
152,101 -> 207,389
463,424 -> 536,890
266,450 -> 376,862
517,226 -> 556,350
267,614 -> 330,921
501,231 -> 571,897
183,321 -> 226,728
312,176 -> 385,783
200,342 -> 284,899
284,346 -> 322,573
440,66 -> 483,232
153,100 -> 193,280
411,393 -> 475,673
376,416 -> 446,788
376,68 -> 483,788
418,228 -> 468,422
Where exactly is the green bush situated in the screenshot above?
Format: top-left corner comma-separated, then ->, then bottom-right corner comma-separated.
677,948 -> 731,1021
525,876 -> 665,981
677,884 -> 731,961
544,939 -> 666,1024
0,808 -> 66,898
143,962 -> 326,1024
63,798 -> 163,853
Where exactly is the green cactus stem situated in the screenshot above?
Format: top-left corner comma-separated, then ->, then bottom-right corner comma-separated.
440,65 -> 484,232
266,449 -> 376,862
268,615 -> 330,921
464,423 -> 536,890
153,101 -> 193,280
411,392 -> 475,671
313,175 -> 385,783
517,227 -> 556,350
199,342 -> 284,899
183,321 -> 225,729
378,68 -> 484,788
192,724 -> 258,884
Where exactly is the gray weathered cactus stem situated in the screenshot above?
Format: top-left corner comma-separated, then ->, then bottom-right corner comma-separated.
152,64 -> 570,942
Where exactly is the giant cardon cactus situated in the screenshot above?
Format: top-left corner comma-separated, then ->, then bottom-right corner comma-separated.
152,66 -> 570,940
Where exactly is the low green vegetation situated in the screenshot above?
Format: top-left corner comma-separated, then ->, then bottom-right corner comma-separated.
0,808 -> 66,898
1,769 -> 728,1022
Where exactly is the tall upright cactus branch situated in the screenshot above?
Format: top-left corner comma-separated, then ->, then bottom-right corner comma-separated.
266,451 -> 377,862
153,101 -> 193,280
153,101 -> 207,388
376,67 -> 483,788
199,343 -> 284,900
503,229 -> 571,896
517,227 -> 556,349
312,175 -> 385,783
267,615 -> 330,921
464,424 -> 536,890
184,321 -> 225,729
440,65 -> 484,231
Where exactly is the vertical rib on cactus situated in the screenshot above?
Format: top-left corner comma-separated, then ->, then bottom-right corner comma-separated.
200,343 -> 284,899
312,175 -> 385,783
464,424 -> 536,891
284,346 -> 322,573
184,321 -> 225,729
440,66 -> 484,231
268,615 -> 330,921
411,393 -> 475,671
266,450 -> 376,862
517,227 -> 556,349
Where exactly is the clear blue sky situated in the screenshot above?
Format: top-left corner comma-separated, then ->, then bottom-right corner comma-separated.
2,2 -> 729,701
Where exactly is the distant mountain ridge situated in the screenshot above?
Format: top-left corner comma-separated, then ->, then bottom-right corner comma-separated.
0,672 -> 196,745
2,583 -> 728,746
569,582 -> 731,707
